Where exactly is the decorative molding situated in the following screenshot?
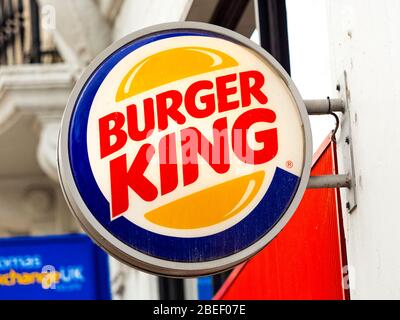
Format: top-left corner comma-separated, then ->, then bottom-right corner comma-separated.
38,0 -> 112,67
0,64 -> 75,182
97,0 -> 124,23
36,118 -> 61,183
0,64 -> 75,126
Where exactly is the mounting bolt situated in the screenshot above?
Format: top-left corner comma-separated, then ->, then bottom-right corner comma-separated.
345,136 -> 350,145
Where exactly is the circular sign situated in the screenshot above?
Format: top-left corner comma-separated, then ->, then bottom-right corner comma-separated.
58,22 -> 312,277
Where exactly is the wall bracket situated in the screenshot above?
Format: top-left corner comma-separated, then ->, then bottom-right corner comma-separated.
335,72 -> 357,213
304,74 -> 357,213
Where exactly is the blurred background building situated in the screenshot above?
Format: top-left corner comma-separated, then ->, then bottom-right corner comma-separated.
0,0 -> 399,300
0,0 -> 258,300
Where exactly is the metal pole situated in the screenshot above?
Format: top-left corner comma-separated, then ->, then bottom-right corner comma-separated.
17,0 -> 25,63
210,0 -> 250,30
29,0 -> 40,63
158,277 -> 185,300
256,0 -> 291,74
0,1 -> 5,65
307,174 -> 351,189
305,99 -> 345,115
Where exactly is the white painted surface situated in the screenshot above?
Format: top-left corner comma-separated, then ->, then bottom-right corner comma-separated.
264,0 -> 400,299
286,0 -> 335,152
113,0 -> 193,40
97,0 -> 124,22
109,256 -> 159,300
184,279 -> 199,300
253,1 -> 335,152
39,0 -> 112,66
326,0 -> 400,299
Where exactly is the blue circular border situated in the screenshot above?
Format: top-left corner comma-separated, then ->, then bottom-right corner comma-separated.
68,30 -> 301,263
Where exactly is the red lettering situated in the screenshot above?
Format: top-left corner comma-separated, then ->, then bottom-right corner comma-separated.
185,80 -> 216,119
159,133 -> 178,196
232,108 -> 277,164
156,90 -> 186,131
240,70 -> 268,107
109,145 -> 158,219
100,70 -> 277,217
99,112 -> 127,159
216,74 -> 240,113
181,118 -> 230,187
126,98 -> 155,141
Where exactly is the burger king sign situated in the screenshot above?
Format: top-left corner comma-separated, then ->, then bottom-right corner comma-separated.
58,23 -> 312,277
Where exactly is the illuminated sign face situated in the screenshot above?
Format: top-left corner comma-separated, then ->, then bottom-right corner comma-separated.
58,23 -> 312,277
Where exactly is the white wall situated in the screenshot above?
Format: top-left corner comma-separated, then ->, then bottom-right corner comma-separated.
113,0 -> 193,40
326,0 -> 400,299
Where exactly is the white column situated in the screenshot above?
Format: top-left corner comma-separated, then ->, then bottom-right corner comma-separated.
113,0 -> 193,40
38,0 -> 112,67
326,0 -> 400,299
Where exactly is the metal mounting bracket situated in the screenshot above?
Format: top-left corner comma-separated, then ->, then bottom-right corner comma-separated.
336,72 -> 357,213
304,73 -> 357,213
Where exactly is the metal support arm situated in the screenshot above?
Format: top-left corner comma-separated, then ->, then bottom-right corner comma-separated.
303,99 -> 351,189
305,99 -> 345,115
307,174 -> 351,189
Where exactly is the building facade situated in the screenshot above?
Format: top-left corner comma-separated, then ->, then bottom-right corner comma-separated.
0,0 -> 399,300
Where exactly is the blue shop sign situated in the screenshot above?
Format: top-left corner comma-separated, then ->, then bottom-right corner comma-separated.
0,234 -> 111,300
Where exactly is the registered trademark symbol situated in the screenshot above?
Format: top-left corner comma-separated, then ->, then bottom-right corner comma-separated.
286,160 -> 294,169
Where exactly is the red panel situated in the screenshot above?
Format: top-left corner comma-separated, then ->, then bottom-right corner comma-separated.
215,136 -> 349,300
